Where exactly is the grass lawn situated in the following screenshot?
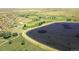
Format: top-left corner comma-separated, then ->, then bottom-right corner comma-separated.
0,37 -> 7,44
0,34 -> 46,51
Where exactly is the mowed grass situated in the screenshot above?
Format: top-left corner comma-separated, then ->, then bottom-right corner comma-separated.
0,38 -> 7,44
0,35 -> 18,45
0,34 -> 46,51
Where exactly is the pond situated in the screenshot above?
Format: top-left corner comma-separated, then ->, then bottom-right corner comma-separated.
26,22 -> 79,51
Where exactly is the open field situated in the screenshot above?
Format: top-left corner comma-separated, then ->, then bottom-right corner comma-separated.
0,8 -> 79,51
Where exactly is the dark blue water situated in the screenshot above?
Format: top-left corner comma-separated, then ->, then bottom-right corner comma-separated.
26,22 -> 79,51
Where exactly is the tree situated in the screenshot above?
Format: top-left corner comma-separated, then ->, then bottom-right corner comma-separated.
8,41 -> 12,44
24,24 -> 27,27
23,24 -> 27,30
73,20 -> 77,22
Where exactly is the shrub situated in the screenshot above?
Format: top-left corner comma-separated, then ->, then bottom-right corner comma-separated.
12,32 -> 18,36
32,18 -> 39,21
24,24 -> 27,27
38,21 -> 45,26
66,19 -> 72,21
19,14 -> 25,17
21,41 -> 25,45
25,15 -> 29,18
53,16 -> 56,19
22,24 -> 27,30
33,19 -> 39,21
8,41 -> 12,44
3,32 -> 11,39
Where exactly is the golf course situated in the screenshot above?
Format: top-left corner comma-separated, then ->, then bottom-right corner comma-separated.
0,8 -> 79,51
